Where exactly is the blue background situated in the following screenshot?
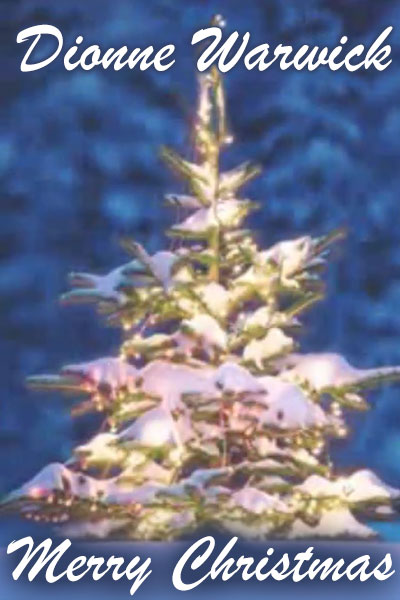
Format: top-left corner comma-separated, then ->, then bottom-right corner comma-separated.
1,536 -> 400,599
1,0 -> 400,543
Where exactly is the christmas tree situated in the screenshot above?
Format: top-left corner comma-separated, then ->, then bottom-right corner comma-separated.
4,62 -> 400,541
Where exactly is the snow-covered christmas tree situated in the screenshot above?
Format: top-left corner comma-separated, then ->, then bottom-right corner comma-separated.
4,60 -> 400,541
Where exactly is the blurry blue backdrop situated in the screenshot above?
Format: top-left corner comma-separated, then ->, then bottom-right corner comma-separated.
1,0 -> 400,502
